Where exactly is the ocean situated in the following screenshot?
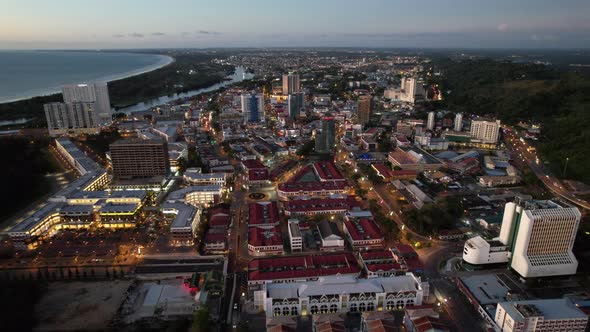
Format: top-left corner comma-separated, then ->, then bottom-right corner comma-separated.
0,50 -> 173,104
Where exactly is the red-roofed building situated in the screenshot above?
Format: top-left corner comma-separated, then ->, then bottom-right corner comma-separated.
343,217 -> 384,250
248,253 -> 361,289
277,181 -> 348,200
371,163 -> 394,181
358,250 -> 407,277
392,245 -> 423,274
313,161 -> 345,182
408,316 -> 450,332
204,233 -> 227,253
248,169 -> 270,186
248,226 -> 284,257
209,206 -> 231,229
283,197 -> 358,216
390,170 -> 419,180
241,159 -> 266,171
248,201 -> 279,229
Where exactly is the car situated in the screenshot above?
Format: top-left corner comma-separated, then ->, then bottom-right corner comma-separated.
233,303 -> 238,310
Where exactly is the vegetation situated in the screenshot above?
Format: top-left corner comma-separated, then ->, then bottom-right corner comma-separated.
0,136 -> 60,221
109,53 -> 233,108
402,197 -> 463,235
433,58 -> 590,183
81,129 -> 122,156
191,306 -> 212,332
296,140 -> 315,157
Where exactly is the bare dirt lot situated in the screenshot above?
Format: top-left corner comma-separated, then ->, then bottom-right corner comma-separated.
34,280 -> 132,331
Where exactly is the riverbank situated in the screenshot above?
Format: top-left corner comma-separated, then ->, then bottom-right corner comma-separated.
0,51 -> 232,127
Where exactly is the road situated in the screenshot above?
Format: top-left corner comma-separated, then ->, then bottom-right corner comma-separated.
503,127 -> 589,210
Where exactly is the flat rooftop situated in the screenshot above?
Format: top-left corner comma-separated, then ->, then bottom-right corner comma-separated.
498,298 -> 587,321
459,274 -> 518,306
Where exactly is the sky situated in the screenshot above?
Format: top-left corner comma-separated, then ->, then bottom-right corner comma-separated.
1,0 -> 590,49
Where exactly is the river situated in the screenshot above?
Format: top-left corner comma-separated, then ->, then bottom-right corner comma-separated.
118,66 -> 253,114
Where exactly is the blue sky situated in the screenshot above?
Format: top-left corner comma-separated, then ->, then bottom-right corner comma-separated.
1,0 -> 589,49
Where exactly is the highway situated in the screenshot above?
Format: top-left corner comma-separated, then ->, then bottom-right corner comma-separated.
503,127 -> 590,210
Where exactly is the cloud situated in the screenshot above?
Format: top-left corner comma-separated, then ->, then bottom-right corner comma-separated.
197,30 -> 222,35
181,32 -> 192,37
112,34 -> 125,38
129,32 -> 144,38
151,32 -> 166,36
497,23 -> 509,32
530,34 -> 560,41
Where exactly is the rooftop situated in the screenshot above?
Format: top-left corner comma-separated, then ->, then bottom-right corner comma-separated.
498,299 -> 587,321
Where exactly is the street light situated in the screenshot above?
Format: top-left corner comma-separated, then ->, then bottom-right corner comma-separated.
563,157 -> 570,178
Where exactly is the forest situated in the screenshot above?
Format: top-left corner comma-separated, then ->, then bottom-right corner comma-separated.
431,58 -> 590,183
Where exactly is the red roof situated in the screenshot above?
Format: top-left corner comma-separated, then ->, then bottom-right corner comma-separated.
248,226 -> 283,247
366,262 -> 403,272
284,198 -> 351,213
209,207 -> 230,228
288,165 -> 313,182
278,180 -> 347,193
248,201 -> 279,226
360,250 -> 395,261
241,159 -> 266,170
372,163 -> 394,178
413,316 -> 450,332
344,218 -> 383,241
313,161 -> 345,181
248,253 -> 360,281
248,169 -> 269,182
204,233 -> 227,244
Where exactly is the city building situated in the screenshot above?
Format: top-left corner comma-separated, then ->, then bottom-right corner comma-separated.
470,118 -> 501,144
357,95 -> 371,124
248,201 -> 279,229
315,116 -> 336,154
317,220 -> 345,251
454,113 -> 463,131
501,197 -> 581,278
388,146 -> 444,172
495,299 -> 588,332
166,185 -> 223,207
62,82 -> 112,124
384,77 -> 425,104
282,73 -> 301,94
248,253 -> 361,291
257,273 -> 425,317
426,111 -> 435,131
358,250 -> 406,278
463,197 -> 581,278
44,101 -> 100,136
312,161 -> 345,182
183,169 -> 226,186
288,220 -> 303,252
283,197 -> 354,216
110,138 -> 170,180
241,93 -> 265,124
288,92 -> 305,119
248,226 -> 284,257
342,217 -> 384,251
162,203 -> 202,245
277,181 -> 348,200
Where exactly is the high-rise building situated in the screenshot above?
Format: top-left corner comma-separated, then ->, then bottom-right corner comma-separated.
499,197 -> 581,278
62,83 -> 112,124
110,138 -> 170,180
44,101 -> 99,136
241,93 -> 265,124
454,113 -> 463,131
282,73 -> 300,94
315,116 -> 336,154
470,118 -> 501,144
427,111 -> 435,130
357,95 -> 371,125
495,299 -> 588,332
288,92 -> 305,119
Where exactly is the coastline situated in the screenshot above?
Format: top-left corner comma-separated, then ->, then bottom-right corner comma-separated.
0,52 -> 175,105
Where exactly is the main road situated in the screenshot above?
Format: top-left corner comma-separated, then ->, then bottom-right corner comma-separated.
503,127 -> 589,210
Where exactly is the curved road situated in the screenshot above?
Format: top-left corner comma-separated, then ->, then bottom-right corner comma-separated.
503,127 -> 589,211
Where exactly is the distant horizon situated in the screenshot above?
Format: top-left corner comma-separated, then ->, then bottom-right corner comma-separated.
2,0 -> 589,49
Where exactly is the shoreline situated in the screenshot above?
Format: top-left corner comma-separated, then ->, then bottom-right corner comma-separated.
0,52 -> 175,105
